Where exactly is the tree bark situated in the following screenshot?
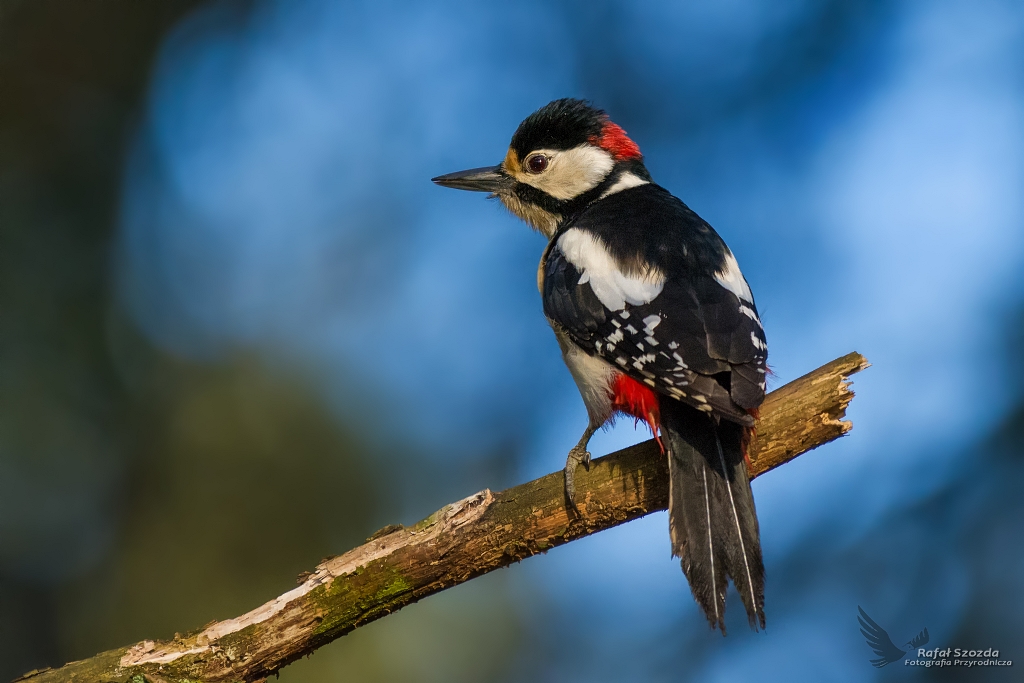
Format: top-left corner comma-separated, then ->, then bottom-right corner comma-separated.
18,352 -> 869,683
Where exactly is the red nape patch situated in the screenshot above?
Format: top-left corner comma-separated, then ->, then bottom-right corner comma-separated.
611,374 -> 663,451
592,122 -> 641,161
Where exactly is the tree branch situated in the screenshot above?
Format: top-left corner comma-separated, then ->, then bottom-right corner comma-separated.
18,352 -> 869,683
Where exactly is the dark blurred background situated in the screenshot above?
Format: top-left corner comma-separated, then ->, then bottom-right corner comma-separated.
2,0 -> 1022,681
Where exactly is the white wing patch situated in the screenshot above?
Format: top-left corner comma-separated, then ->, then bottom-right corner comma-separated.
714,250 -> 753,303
558,228 -> 665,311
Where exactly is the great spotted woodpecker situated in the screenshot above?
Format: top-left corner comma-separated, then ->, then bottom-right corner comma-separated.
433,99 -> 767,632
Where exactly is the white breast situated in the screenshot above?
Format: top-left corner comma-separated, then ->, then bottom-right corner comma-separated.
560,339 -> 618,426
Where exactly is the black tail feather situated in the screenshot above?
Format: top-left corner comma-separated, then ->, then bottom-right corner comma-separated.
663,400 -> 765,632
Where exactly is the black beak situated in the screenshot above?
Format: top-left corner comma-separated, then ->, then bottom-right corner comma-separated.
431,165 -> 511,193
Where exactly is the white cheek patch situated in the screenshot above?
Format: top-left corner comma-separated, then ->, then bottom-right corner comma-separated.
520,145 -> 615,200
714,250 -> 753,303
558,228 -> 665,311
599,171 -> 649,199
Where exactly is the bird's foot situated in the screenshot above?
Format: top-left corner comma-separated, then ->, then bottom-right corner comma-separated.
564,445 -> 591,516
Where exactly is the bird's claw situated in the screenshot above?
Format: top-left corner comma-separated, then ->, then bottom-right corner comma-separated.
564,445 -> 591,515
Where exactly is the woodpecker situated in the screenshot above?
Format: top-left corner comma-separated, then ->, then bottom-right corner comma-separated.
433,99 -> 767,632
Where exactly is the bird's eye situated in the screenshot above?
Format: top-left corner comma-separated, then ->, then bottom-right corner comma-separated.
526,154 -> 548,173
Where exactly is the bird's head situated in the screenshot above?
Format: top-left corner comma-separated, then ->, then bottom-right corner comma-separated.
432,98 -> 650,237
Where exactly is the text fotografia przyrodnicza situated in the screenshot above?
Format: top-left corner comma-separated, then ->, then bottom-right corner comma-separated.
906,649 -> 1012,668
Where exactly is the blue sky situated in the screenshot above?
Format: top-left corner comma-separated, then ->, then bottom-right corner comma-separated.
117,0 -> 1024,679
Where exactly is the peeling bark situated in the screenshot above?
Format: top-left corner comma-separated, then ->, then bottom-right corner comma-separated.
18,352 -> 868,683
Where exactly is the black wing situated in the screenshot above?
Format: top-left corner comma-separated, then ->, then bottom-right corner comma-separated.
857,607 -> 906,668
543,242 -> 766,425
